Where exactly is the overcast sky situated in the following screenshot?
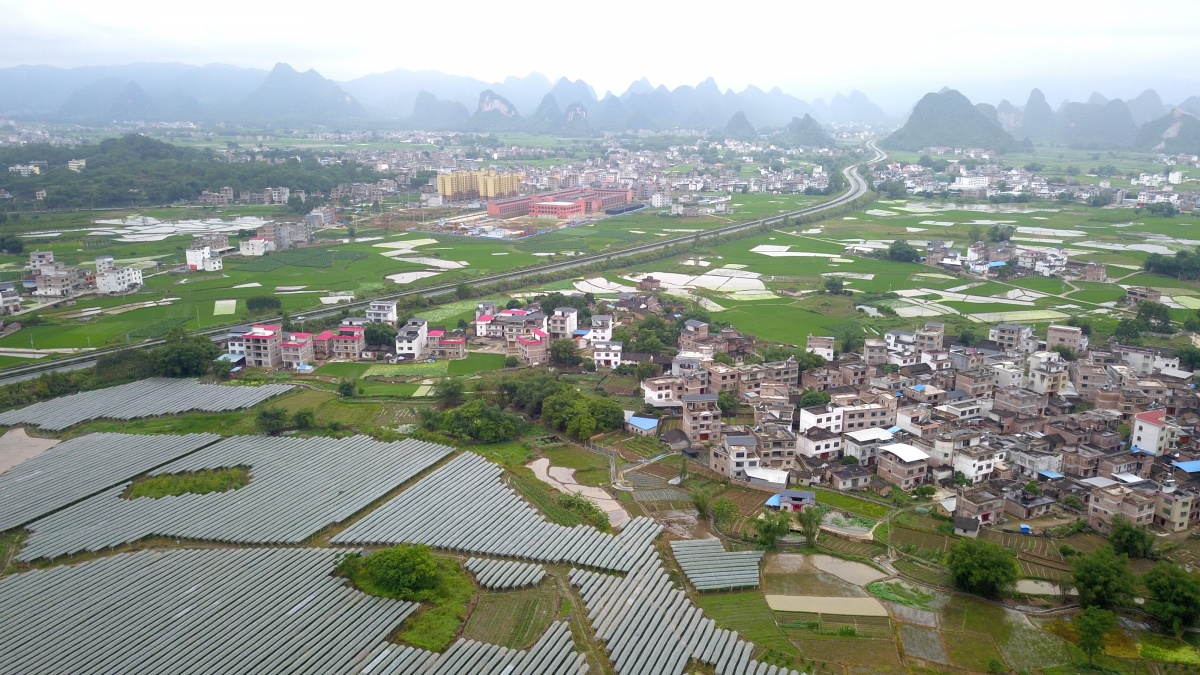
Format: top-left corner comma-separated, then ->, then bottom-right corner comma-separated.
2,0 -> 1198,111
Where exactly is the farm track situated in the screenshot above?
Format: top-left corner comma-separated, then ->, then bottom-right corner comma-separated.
0,144 -> 885,384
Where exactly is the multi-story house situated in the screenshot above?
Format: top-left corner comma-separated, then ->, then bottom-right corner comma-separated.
953,444 -> 1001,484
806,335 -> 835,360
797,426 -> 841,461
709,432 -> 759,479
96,266 -> 143,294
1047,324 -> 1087,354
751,423 -> 798,471
955,367 -> 995,399
877,443 -> 930,489
0,283 -> 20,314
989,323 -> 1036,353
843,428 -> 894,466
593,341 -> 623,369
958,486 -> 1005,525
395,318 -> 429,360
682,393 -> 721,443
800,403 -> 842,434
331,324 -> 366,360
1027,352 -> 1070,395
280,332 -> 314,369
366,300 -> 398,325
243,324 -> 283,368
1089,484 -> 1156,532
863,339 -> 888,366
517,334 -> 548,365
547,307 -> 579,340
426,330 -> 467,360
588,314 -> 613,342
1132,409 -> 1178,456
914,322 -> 944,351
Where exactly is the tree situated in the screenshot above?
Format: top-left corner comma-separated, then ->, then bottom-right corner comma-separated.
823,277 -> 845,295
634,332 -> 667,356
712,352 -> 735,366
945,539 -> 1020,599
634,362 -> 661,380
837,325 -> 863,354
246,295 -> 282,314
1108,515 -> 1155,559
1073,607 -> 1116,666
0,234 -> 24,254
799,389 -> 831,408
293,408 -> 317,429
454,283 -> 474,300
364,322 -> 397,348
337,379 -> 356,398
994,263 -> 1013,280
1072,547 -> 1135,609
692,487 -> 714,520
1050,345 -> 1077,361
504,355 -> 519,368
756,511 -> 793,550
795,505 -> 823,547
711,498 -> 738,529
887,240 -> 921,263
357,544 -> 439,597
717,391 -> 737,415
432,378 -> 465,408
958,328 -> 977,346
255,406 -> 288,436
549,338 -> 583,366
1112,318 -> 1144,343
1145,562 -> 1200,637
967,224 -> 984,244
212,358 -> 233,379
1136,300 -> 1172,333
153,326 -> 220,377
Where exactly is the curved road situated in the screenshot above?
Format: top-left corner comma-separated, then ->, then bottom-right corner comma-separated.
0,143 -> 886,385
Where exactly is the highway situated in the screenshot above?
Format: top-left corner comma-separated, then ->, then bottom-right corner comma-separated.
0,142 -> 885,384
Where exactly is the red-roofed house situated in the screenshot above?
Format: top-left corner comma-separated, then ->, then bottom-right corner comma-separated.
517,335 -> 547,365
244,324 -> 283,368
474,314 -> 496,337
429,335 -> 467,360
281,332 -> 315,369
1133,409 -> 1177,456
331,324 -> 366,360
312,330 -> 334,358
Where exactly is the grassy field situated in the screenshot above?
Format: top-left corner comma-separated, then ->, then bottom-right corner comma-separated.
461,583 -> 558,648
694,592 -> 801,660
124,466 -> 249,499
447,352 -> 506,376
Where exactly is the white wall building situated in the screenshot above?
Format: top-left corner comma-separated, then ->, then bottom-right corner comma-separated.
593,341 -> 623,368
395,318 -> 429,360
239,238 -> 269,256
366,300 -> 398,325
185,246 -> 223,271
96,266 -> 143,294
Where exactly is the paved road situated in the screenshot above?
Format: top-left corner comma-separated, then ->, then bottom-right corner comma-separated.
1,143 -> 887,381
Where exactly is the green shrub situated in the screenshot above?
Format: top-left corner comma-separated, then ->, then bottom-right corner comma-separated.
125,466 -> 250,499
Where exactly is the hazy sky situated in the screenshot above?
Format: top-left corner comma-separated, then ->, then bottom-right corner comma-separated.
2,0 -> 1198,110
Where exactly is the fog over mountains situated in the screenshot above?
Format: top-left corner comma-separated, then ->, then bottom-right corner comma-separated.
2,61 -> 1200,152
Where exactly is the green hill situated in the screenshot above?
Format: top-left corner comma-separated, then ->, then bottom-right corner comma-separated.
882,89 -> 1025,152
1136,108 -> 1200,154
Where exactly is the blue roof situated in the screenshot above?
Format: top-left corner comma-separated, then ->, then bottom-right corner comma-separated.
912,384 -> 927,392
1038,470 -> 1064,479
988,261 -> 1008,267
765,494 -> 781,507
627,416 -> 659,431
887,425 -> 902,433
572,329 -> 590,336
1173,460 -> 1200,473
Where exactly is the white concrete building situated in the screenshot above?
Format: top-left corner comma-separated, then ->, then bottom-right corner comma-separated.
185,246 -> 223,271
593,341 -> 623,369
366,300 -> 398,325
1132,409 -> 1177,456
395,318 -> 429,360
96,266 -> 143,294
239,237 -> 269,256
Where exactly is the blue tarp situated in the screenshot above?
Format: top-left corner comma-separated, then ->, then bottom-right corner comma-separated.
1038,470 -> 1064,479
913,384 -> 926,392
765,494 -> 781,507
988,261 -> 1008,267
1172,460 -> 1200,473
887,425 -> 902,433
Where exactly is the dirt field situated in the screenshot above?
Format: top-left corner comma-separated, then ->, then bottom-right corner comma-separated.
0,428 -> 60,474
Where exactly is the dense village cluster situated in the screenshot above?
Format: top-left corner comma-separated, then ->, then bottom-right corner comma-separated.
877,146 -> 1200,208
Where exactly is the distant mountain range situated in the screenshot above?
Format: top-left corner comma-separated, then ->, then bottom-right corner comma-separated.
3,61 -> 1200,152
0,61 -> 886,133
883,87 -> 1200,154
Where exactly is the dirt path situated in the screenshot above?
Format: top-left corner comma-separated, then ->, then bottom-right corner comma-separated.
0,428 -> 60,474
527,457 -> 630,529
